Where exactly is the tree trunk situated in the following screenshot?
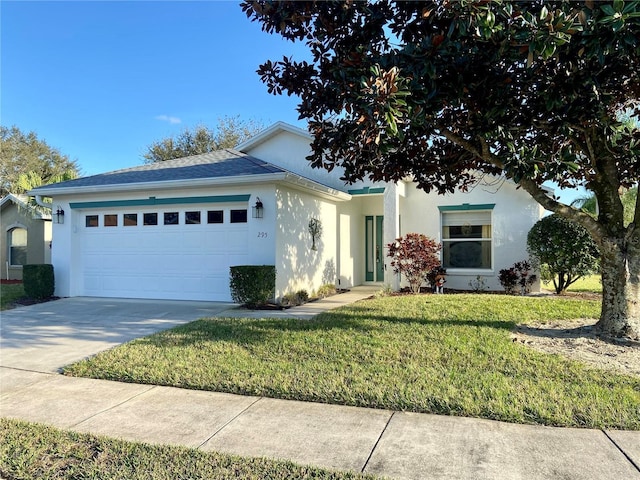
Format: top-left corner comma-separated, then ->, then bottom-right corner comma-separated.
596,235 -> 640,340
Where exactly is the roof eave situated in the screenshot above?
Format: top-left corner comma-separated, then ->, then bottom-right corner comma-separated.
28,172 -> 351,201
280,173 -> 351,201
28,173 -> 289,197
236,121 -> 313,152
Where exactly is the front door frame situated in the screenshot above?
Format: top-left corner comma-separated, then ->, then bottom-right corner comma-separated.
365,215 -> 384,282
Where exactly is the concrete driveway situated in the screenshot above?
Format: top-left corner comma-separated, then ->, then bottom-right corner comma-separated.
0,297 -> 235,373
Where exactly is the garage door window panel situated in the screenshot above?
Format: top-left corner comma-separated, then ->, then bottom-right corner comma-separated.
104,214 -> 118,227
124,213 -> 138,226
207,210 -> 223,224
186,211 -> 201,224
143,213 -> 158,226
164,212 -> 179,225
230,209 -> 247,223
86,215 -> 99,227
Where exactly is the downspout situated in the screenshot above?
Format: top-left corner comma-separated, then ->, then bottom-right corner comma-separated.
34,195 -> 52,209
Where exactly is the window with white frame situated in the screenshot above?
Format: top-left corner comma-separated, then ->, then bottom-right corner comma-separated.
441,209 -> 492,269
8,227 -> 28,266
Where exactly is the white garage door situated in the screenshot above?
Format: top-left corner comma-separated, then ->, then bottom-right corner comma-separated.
78,206 -> 248,301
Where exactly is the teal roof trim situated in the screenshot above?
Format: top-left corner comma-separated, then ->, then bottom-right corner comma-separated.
348,187 -> 385,195
70,194 -> 251,209
438,203 -> 496,212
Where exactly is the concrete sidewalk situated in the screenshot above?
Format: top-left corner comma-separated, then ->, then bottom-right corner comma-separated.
1,288 -> 639,479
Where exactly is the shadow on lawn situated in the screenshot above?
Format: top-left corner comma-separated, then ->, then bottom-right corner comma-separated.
133,310 -> 515,349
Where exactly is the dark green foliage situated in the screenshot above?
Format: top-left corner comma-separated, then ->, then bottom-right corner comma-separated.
498,261 -> 536,295
23,264 -> 54,299
1,126 -> 79,196
527,215 -> 600,294
142,116 -> 264,163
229,265 -> 276,307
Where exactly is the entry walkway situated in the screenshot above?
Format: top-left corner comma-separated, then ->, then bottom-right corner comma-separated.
1,287 -> 639,479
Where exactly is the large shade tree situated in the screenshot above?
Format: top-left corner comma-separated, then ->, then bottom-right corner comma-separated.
242,0 -> 640,339
142,116 -> 265,163
0,126 -> 79,196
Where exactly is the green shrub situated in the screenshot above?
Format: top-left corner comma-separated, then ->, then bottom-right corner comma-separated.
499,261 -> 536,295
280,289 -> 313,306
229,265 -> 275,307
23,264 -> 54,299
280,292 -> 299,306
316,283 -> 337,298
527,214 -> 600,294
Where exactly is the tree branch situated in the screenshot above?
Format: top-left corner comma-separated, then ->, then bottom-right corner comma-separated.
517,177 -> 607,243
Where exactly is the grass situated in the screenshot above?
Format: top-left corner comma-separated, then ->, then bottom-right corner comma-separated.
0,283 -> 24,310
0,418 -> 375,480
65,294 -> 640,430
542,274 -> 602,293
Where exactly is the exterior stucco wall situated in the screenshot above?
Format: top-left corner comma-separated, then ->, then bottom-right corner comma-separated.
335,198 -> 363,288
274,185 -> 339,300
0,201 -> 50,280
242,131 -> 351,192
398,180 -> 544,292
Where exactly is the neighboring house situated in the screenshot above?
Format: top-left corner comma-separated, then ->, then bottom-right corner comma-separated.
0,193 -> 52,280
29,122 -> 544,302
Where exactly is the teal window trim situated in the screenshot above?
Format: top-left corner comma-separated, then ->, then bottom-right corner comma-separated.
348,187 -> 385,195
438,203 -> 495,212
70,194 -> 251,210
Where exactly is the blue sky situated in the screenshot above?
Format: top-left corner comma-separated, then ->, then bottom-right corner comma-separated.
2,1 -> 309,176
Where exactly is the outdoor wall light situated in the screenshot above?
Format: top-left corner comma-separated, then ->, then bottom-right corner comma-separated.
54,206 -> 65,224
252,197 -> 264,218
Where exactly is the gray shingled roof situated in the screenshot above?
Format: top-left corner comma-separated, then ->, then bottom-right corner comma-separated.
31,150 -> 286,191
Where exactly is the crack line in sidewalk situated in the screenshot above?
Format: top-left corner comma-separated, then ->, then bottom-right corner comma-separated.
361,411 -> 395,474
69,384 -> 158,428
601,430 -> 640,473
197,396 -> 264,449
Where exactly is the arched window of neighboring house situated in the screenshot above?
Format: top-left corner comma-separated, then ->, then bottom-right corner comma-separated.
8,227 -> 27,266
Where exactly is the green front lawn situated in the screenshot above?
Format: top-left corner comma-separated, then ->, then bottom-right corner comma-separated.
0,283 -> 24,310
542,274 -> 602,293
0,419 -> 375,480
65,294 -> 640,430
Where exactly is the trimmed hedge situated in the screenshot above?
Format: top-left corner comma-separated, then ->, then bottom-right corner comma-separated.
23,264 -> 55,299
229,265 -> 276,307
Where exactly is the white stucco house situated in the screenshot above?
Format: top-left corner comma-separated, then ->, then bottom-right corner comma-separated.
29,122 -> 544,302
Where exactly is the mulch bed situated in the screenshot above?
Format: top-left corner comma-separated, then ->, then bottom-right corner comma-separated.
1,279 -> 23,285
12,296 -> 60,306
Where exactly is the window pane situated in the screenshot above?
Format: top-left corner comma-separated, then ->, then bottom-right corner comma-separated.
9,228 -> 27,246
442,241 -> 492,269
143,213 -> 158,226
444,224 -> 488,239
104,214 -> 118,227
185,211 -> 201,224
207,210 -> 223,224
164,212 -> 179,225
230,209 -> 247,223
124,213 -> 138,226
8,228 -> 28,265
10,246 -> 27,266
86,215 -> 99,227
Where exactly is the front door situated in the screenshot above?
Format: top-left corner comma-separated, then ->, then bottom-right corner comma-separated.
365,215 -> 384,282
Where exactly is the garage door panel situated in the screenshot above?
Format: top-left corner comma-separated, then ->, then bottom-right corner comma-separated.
79,208 -> 249,301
